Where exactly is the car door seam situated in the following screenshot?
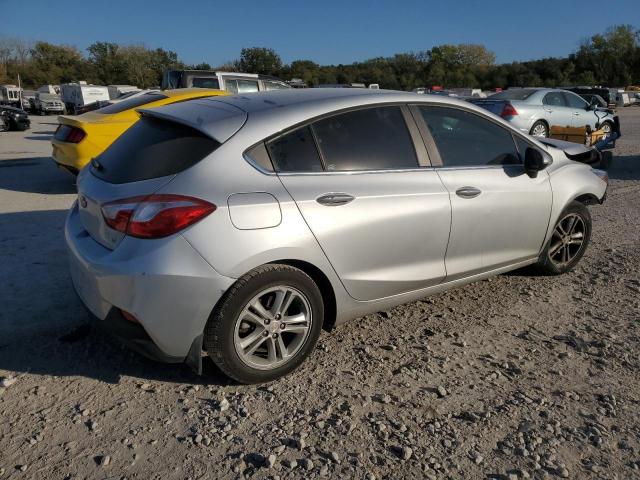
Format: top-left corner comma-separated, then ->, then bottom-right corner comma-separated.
274,174 -> 359,301
434,169 -> 453,282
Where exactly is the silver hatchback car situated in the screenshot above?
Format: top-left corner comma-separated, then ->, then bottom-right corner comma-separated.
471,88 -> 616,138
66,89 -> 608,383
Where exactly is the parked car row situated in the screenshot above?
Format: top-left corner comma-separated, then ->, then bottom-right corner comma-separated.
59,87 -> 609,384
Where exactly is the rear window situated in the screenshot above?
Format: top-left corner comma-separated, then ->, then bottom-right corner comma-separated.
490,89 -> 537,100
192,77 -> 220,89
91,116 -> 220,184
97,92 -> 168,114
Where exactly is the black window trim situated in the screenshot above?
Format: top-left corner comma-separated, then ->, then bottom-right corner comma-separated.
409,102 -> 552,171
243,102 -> 430,176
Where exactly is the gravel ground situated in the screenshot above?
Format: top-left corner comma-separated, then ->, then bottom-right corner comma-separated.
0,110 -> 639,480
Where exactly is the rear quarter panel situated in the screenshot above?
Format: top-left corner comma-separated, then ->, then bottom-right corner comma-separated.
509,101 -> 544,134
167,139 -> 354,312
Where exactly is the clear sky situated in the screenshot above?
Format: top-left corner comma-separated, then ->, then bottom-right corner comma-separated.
1,0 -> 638,65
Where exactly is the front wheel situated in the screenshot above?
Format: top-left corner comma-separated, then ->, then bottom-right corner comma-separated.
535,201 -> 592,275
599,121 -> 613,139
204,264 -> 324,384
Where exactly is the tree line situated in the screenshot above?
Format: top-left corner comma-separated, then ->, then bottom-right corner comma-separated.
0,25 -> 637,91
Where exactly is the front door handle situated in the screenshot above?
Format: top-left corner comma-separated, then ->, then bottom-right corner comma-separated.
456,186 -> 481,199
316,192 -> 355,206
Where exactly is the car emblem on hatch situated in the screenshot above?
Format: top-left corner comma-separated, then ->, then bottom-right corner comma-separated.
79,196 -> 87,208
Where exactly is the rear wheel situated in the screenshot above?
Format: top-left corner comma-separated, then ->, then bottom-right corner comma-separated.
530,120 -> 549,138
535,201 -> 591,275
204,264 -> 324,384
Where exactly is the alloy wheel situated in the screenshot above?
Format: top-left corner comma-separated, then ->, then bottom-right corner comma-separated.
531,123 -> 547,137
233,286 -> 312,370
548,213 -> 586,266
600,122 -> 612,139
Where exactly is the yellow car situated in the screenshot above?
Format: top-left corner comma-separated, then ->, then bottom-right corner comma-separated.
51,88 -> 228,174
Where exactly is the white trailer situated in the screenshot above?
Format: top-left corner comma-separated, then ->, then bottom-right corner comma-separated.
108,85 -> 140,100
0,85 -> 22,106
60,82 -> 110,114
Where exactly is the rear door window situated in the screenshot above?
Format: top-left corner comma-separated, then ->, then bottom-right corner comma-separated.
91,116 -> 220,184
419,106 -> 520,167
191,77 -> 220,89
311,106 -> 418,171
543,92 -> 567,107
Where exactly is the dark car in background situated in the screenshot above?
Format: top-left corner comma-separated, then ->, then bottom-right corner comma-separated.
562,87 -> 614,107
0,105 -> 30,131
577,94 -> 611,111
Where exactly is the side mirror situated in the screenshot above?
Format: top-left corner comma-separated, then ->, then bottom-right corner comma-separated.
524,147 -> 546,178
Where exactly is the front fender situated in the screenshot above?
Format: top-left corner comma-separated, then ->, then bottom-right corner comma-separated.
544,162 -> 607,248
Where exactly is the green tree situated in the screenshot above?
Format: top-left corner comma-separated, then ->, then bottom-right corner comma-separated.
87,42 -> 127,84
29,41 -> 86,85
238,47 -> 283,75
574,24 -> 639,85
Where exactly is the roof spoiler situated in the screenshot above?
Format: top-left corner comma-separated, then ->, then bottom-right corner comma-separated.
137,99 -> 247,144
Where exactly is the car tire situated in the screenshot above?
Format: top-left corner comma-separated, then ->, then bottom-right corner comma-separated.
204,264 -> 324,384
599,121 -> 613,139
535,201 -> 592,275
529,120 -> 549,138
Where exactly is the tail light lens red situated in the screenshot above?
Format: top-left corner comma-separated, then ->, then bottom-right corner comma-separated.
101,194 -> 216,239
501,103 -> 519,118
54,124 -> 86,143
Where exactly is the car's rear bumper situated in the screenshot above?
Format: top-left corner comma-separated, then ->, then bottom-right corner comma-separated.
52,158 -> 79,176
51,139 -> 88,171
65,202 -> 236,362
85,306 -> 187,363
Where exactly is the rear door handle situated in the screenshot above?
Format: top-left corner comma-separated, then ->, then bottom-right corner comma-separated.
456,186 -> 481,199
316,193 -> 355,206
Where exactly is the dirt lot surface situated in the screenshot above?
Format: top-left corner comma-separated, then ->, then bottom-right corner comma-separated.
0,110 -> 639,480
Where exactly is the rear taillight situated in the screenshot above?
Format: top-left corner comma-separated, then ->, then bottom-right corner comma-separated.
54,124 -> 86,143
501,103 -> 518,118
101,194 -> 216,239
